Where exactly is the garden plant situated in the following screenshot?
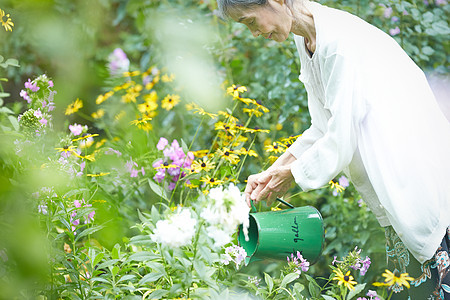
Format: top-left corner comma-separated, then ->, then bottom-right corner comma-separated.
0,0 -> 448,299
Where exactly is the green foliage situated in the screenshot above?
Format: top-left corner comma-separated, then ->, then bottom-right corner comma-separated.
0,0 -> 447,298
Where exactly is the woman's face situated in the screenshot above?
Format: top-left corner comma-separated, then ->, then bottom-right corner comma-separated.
228,0 -> 292,42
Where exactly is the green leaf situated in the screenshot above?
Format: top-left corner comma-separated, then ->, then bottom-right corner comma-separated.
117,274 -> 136,283
0,93 -> 10,99
138,272 -> 164,285
292,282 -> 305,296
280,273 -> 298,288
75,224 -> 105,242
148,179 -> 169,201
146,289 -> 168,299
111,244 -> 120,260
346,283 -> 366,300
93,252 -> 104,266
308,281 -> 319,298
322,295 -> 336,300
264,272 -> 274,294
422,46 -> 435,56
180,138 -> 189,154
111,265 -> 119,277
128,251 -> 159,262
8,115 -> 19,131
4,58 -> 19,67
0,107 -> 13,114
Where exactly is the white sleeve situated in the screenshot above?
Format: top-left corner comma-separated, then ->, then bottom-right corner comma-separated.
287,124 -> 323,159
290,52 -> 366,191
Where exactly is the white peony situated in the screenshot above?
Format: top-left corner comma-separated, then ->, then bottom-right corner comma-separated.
150,208 -> 197,248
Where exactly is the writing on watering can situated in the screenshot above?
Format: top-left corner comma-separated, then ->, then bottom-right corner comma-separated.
292,216 -> 304,243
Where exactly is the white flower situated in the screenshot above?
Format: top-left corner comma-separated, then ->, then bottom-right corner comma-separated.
200,183 -> 250,246
150,208 -> 197,248
206,226 -> 231,248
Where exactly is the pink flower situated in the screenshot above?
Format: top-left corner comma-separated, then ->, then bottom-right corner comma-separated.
24,79 -> 40,92
69,123 -> 84,136
48,80 -> 54,88
154,170 -> 165,183
157,137 -> 169,150
20,90 -> 31,103
168,182 -> 176,190
39,118 -> 48,126
338,175 -> 349,188
34,109 -> 43,118
383,6 -> 393,18
74,200 -> 83,208
130,169 -> 139,177
389,26 -> 400,36
108,48 -> 130,76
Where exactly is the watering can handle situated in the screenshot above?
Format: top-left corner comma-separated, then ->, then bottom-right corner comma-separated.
250,198 -> 294,212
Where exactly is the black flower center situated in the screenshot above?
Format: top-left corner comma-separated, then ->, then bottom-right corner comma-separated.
210,178 -> 215,183
224,151 -> 230,156
163,162 -> 169,166
201,163 -> 206,167
344,276 -> 350,281
274,145 -> 278,149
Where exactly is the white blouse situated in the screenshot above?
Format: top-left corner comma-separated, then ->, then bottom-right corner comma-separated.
287,2 -> 450,264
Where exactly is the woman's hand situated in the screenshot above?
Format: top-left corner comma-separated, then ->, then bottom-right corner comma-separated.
244,151 -> 297,207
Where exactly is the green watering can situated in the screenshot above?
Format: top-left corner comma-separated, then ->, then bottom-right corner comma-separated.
238,198 -> 324,265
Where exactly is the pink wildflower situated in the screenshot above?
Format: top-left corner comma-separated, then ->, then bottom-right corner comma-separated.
24,79 -> 40,92
157,137 -> 169,150
39,118 -> 48,126
69,123 -> 84,136
20,90 -> 31,103
389,26 -> 400,36
48,80 -> 54,88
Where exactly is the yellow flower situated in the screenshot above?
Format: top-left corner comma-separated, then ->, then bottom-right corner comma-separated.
161,94 -> 180,111
65,98 -> 83,115
236,147 -> 258,157
186,102 -> 218,119
200,175 -> 224,186
130,117 -> 152,132
96,91 -> 114,105
91,109 -> 105,119
243,108 -> 263,117
216,147 -> 240,165
264,142 -> 286,154
0,9 -> 14,32
378,269 -> 415,289
143,91 -> 158,103
138,100 -> 158,114
154,162 -> 179,170
161,73 -> 175,82
218,111 -> 239,123
268,155 -> 278,164
72,133 -> 99,142
191,149 -> 210,158
332,269 -> 357,291
215,121 -> 237,136
280,135 -> 300,147
252,100 -> 270,113
122,85 -> 141,103
243,126 -> 270,134
191,157 -> 215,173
185,182 -> 199,189
226,84 -> 247,98
55,145 -> 77,154
123,70 -> 141,77
235,97 -> 254,105
329,180 -> 345,194
275,123 -> 283,130
95,138 -> 107,149
87,172 -> 110,177
271,207 -> 282,211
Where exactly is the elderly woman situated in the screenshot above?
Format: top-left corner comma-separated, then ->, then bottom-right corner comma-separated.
217,0 -> 450,298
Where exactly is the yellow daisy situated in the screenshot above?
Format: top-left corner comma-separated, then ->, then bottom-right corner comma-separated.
243,108 -> 263,117
214,121 -> 238,136
161,73 -> 175,82
65,98 -> 83,115
332,269 -> 357,291
264,142 -> 286,154
72,133 -> 99,142
243,127 -> 270,134
252,100 -> 270,113
186,102 -> 218,119
96,91 -> 114,105
191,149 -> 210,158
55,145 -> 77,154
235,97 -> 254,105
226,84 -> 247,98
0,9 -> 14,32
329,180 -> 345,194
216,147 -> 240,165
130,117 -> 152,132
91,109 -> 105,119
280,135 -> 300,147
161,94 -> 180,111
87,172 -> 110,177
218,111 -> 239,123
191,157 -> 215,173
200,175 -> 224,186
138,100 -> 158,114
377,269 -> 415,289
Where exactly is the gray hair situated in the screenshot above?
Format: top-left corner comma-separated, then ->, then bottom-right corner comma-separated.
216,0 -> 295,19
